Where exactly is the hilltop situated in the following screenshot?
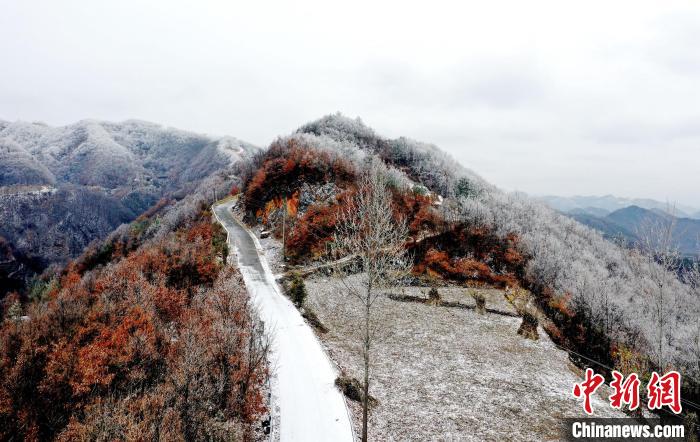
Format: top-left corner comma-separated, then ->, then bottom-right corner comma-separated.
233,114 -> 700,433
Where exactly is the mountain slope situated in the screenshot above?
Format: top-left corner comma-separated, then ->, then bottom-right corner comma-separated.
0,138 -> 56,186
606,206 -> 700,256
0,175 -> 270,441
567,206 -> 611,217
0,119 -> 257,190
0,119 -> 258,296
235,113 -> 700,418
568,212 -> 639,245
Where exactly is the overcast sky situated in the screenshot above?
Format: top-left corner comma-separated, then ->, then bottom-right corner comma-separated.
1,0 -> 699,206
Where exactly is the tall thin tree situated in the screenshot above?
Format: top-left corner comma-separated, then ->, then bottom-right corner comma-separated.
635,208 -> 681,370
330,159 -> 410,442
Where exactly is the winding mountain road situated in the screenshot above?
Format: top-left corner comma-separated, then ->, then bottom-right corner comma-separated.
213,199 -> 354,442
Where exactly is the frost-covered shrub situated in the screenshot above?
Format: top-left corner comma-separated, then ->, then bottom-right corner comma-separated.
298,113 -> 381,153
288,272 -> 308,308
335,376 -> 378,406
471,290 -> 486,314
427,287 -> 441,306
518,312 -> 539,340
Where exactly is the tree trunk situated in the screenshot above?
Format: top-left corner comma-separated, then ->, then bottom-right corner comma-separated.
362,294 -> 371,442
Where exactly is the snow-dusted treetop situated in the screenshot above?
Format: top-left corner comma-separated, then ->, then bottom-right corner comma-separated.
0,119 -> 258,189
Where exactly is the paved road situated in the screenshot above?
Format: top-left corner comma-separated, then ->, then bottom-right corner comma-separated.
213,199 -> 355,442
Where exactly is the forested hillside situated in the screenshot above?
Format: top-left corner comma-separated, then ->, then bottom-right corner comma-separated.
0,119 -> 258,297
236,113 -> 700,417
0,174 -> 269,441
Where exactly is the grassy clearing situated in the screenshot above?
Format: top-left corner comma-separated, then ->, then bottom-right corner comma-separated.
305,276 -> 624,441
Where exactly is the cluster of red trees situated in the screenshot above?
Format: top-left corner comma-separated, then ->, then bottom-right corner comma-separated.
239,142 -> 527,291
0,211 -> 268,440
285,190 -> 355,262
285,188 -> 445,263
411,226 -> 525,288
391,190 -> 444,236
243,138 -> 355,217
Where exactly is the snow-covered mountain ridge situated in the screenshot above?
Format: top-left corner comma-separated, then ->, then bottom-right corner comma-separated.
0,119 -> 259,296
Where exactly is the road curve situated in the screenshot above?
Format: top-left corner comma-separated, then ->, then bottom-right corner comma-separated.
213,199 -> 355,442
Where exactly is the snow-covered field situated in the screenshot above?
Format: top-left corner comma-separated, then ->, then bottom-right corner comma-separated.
305,277 -> 625,441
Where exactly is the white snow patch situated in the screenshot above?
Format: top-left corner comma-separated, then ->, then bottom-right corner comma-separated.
305,279 -> 627,441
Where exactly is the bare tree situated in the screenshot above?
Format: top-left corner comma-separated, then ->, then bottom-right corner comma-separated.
634,210 -> 681,370
329,159 -> 410,442
683,249 -> 700,383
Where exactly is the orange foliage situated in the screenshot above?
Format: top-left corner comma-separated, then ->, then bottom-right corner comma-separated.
243,139 -> 355,214
548,292 -> 575,318
411,224 -> 526,288
137,197 -> 171,222
415,248 -> 496,285
72,307 -> 162,396
261,198 -> 283,224
287,190 -> 300,217
0,213 -> 267,440
285,190 -> 355,262
392,191 -> 443,235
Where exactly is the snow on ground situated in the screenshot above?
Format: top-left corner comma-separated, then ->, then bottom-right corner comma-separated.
305,277 -> 626,441
0,184 -> 57,195
257,235 -> 286,275
216,136 -> 260,165
213,200 -> 355,442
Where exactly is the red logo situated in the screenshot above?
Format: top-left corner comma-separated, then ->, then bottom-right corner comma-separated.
573,369 -> 682,415
647,371 -> 682,414
573,368 -> 605,415
609,371 -> 640,411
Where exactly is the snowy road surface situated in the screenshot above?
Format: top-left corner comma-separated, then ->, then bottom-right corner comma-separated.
213,199 -> 355,442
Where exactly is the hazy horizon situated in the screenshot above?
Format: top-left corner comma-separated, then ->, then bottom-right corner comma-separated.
2,1 -> 699,206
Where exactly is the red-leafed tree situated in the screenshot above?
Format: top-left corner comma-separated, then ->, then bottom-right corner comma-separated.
0,209 -> 269,441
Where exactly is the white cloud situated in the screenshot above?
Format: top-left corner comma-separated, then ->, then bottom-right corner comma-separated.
1,0 -> 698,205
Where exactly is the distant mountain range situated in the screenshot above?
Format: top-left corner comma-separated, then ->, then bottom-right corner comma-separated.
0,119 -> 258,295
538,195 -> 700,256
538,194 -> 700,219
